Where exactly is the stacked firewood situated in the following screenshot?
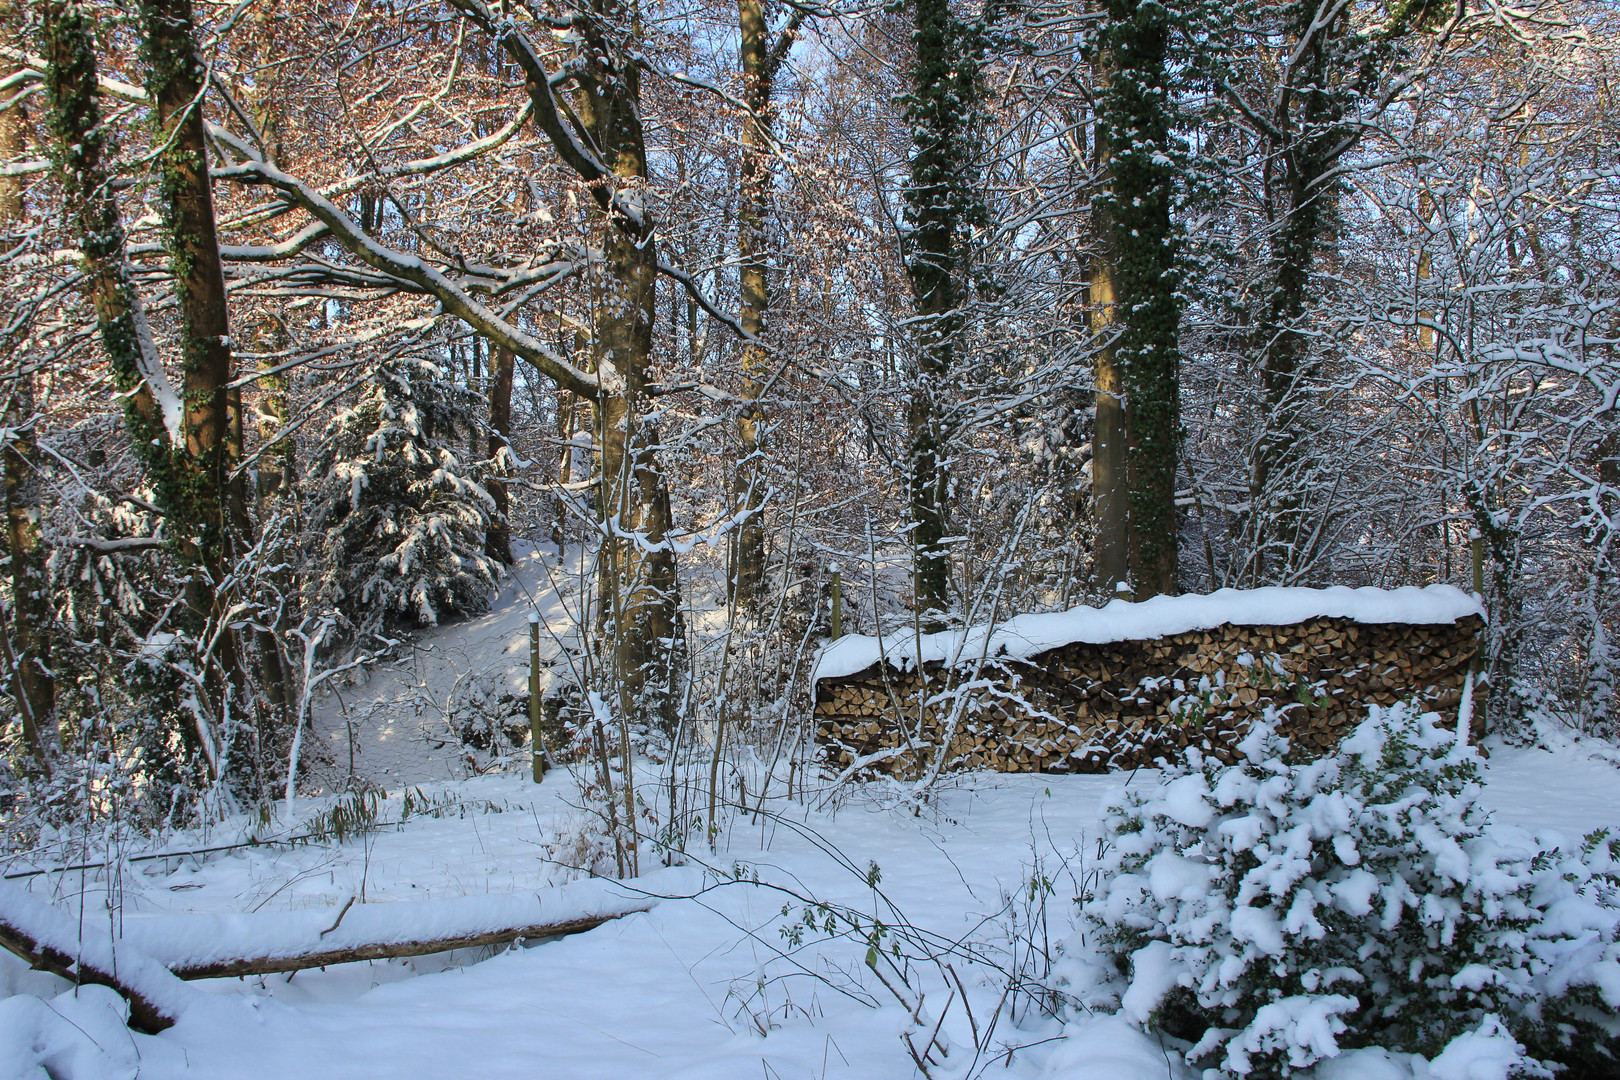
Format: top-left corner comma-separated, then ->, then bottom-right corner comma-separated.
813,615 -> 1482,778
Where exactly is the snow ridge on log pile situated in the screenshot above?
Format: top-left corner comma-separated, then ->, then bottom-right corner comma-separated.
811,586 -> 1484,778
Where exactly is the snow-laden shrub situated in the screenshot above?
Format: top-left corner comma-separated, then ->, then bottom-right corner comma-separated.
1075,703 -> 1620,1078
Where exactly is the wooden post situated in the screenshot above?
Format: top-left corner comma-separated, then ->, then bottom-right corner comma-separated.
830,563 -> 843,640
529,614 -> 545,782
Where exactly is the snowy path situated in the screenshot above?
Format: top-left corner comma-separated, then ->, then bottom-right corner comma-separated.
306,541 -> 589,792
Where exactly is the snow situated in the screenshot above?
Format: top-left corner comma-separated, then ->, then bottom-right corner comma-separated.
1424,1016 -> 1530,1080
0,986 -> 148,1080
1230,904 -> 1287,955
1119,940 -> 1181,1023
2,731 -> 1613,1080
1159,772 -> 1215,828
812,585 -> 1485,683
1023,1014 -> 1197,1079
3,572 -> 1612,1080
116,872 -> 677,973
1472,731 -> 1620,842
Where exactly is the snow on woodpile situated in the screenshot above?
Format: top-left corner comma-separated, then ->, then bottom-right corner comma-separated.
812,585 -> 1483,684
812,585 -> 1485,778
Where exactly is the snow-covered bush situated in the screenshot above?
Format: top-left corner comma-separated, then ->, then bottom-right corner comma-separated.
1075,703 -> 1620,1078
307,356 -> 501,642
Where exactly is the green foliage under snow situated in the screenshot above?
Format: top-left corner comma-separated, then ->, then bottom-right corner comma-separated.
308,355 -> 501,643
1067,703 -> 1620,1078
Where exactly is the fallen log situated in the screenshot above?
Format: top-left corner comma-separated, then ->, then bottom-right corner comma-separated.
3,870 -> 694,1020
0,880 -> 193,1034
121,874 -> 679,983
169,906 -> 650,979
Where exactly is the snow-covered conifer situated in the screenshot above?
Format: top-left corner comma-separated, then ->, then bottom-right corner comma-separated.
307,355 -> 501,643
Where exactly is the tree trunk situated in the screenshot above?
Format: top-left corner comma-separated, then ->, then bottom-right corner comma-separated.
1088,87 -> 1130,597
1101,0 -> 1180,598
0,45 -> 55,770
486,343 -> 515,564
731,0 -> 772,610
141,0 -> 253,765
901,0 -> 979,623
573,17 -> 681,731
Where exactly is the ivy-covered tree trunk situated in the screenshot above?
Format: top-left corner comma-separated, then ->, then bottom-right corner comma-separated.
1,19 -> 55,772
485,342 -> 515,565
42,0 -> 171,473
901,0 -> 984,623
140,0 -> 252,758
1100,0 -> 1180,597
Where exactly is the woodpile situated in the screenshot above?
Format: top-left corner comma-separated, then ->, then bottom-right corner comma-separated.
813,615 -> 1483,778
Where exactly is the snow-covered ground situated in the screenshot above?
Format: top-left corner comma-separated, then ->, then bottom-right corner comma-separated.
3,735 -> 1614,1080
4,561 -> 1616,1080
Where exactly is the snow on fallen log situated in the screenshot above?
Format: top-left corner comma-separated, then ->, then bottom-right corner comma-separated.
120,872 -> 684,980
0,880 -> 196,1033
812,584 -> 1485,683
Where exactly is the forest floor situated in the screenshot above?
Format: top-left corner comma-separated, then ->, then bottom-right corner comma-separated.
3,561 -> 1618,1080
4,740 -> 1615,1080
